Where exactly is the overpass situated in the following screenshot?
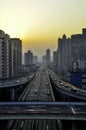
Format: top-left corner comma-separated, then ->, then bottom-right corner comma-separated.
0,74 -> 34,101
0,102 -> 86,120
48,69 -> 86,101
0,75 -> 34,89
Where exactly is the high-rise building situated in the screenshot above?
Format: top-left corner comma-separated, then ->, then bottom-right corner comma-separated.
10,38 -> 22,78
71,28 -> 86,71
24,52 -> 28,65
42,55 -> 46,64
0,30 -> 10,79
57,34 -> 71,73
33,55 -> 38,64
46,49 -> 50,65
24,50 -> 33,65
27,50 -> 33,65
53,51 -> 58,65
0,30 -> 22,79
57,28 -> 86,73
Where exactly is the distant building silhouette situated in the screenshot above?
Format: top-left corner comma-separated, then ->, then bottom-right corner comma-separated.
42,55 -> 46,64
33,55 -> 38,64
46,49 -> 51,65
53,51 -> 58,65
24,50 -> 33,65
24,52 -> 28,65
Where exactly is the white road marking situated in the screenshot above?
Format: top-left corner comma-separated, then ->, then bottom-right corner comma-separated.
71,107 -> 76,114
21,121 -> 24,128
47,124 -> 49,130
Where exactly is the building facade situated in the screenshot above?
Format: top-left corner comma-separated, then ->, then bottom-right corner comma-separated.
57,34 -> 71,73
46,49 -> 51,65
0,30 -> 10,79
71,28 -> 86,71
33,55 -> 38,64
53,51 -> 58,65
57,28 -> 86,73
24,50 -> 33,65
42,55 -> 46,64
10,38 -> 22,78
0,30 -> 22,79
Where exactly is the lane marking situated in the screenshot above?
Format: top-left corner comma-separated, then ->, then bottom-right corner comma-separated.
71,107 -> 76,114
21,121 -> 24,128
47,124 -> 49,130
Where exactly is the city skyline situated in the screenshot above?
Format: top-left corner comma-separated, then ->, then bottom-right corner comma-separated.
0,0 -> 86,57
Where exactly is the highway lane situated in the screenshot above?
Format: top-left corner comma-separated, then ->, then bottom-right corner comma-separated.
9,67 -> 58,130
27,67 -> 57,130
25,67 -> 57,130
6,67 -> 86,129
6,74 -> 35,130
5,67 -> 86,130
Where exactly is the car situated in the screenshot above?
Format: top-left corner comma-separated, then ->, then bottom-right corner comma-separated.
35,89 -> 38,94
59,81 -> 64,85
47,91 -> 50,95
16,80 -> 20,83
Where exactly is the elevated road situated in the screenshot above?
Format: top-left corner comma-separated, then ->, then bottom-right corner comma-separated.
0,102 -> 86,120
0,73 -> 34,89
48,69 -> 86,100
8,67 -> 57,130
6,67 -> 86,130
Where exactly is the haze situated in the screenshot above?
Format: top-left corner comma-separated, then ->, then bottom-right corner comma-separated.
0,0 -> 86,57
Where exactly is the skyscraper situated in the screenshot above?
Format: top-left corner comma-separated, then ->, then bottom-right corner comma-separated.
71,28 -> 86,71
57,34 -> 71,73
0,30 -> 22,79
46,49 -> 50,65
0,30 -> 10,79
57,28 -> 86,73
24,50 -> 33,65
42,55 -> 46,64
10,38 -> 22,78
53,51 -> 58,65
24,52 -> 28,65
33,55 -> 38,64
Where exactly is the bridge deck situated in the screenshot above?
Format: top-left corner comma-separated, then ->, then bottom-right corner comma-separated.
0,102 -> 86,120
